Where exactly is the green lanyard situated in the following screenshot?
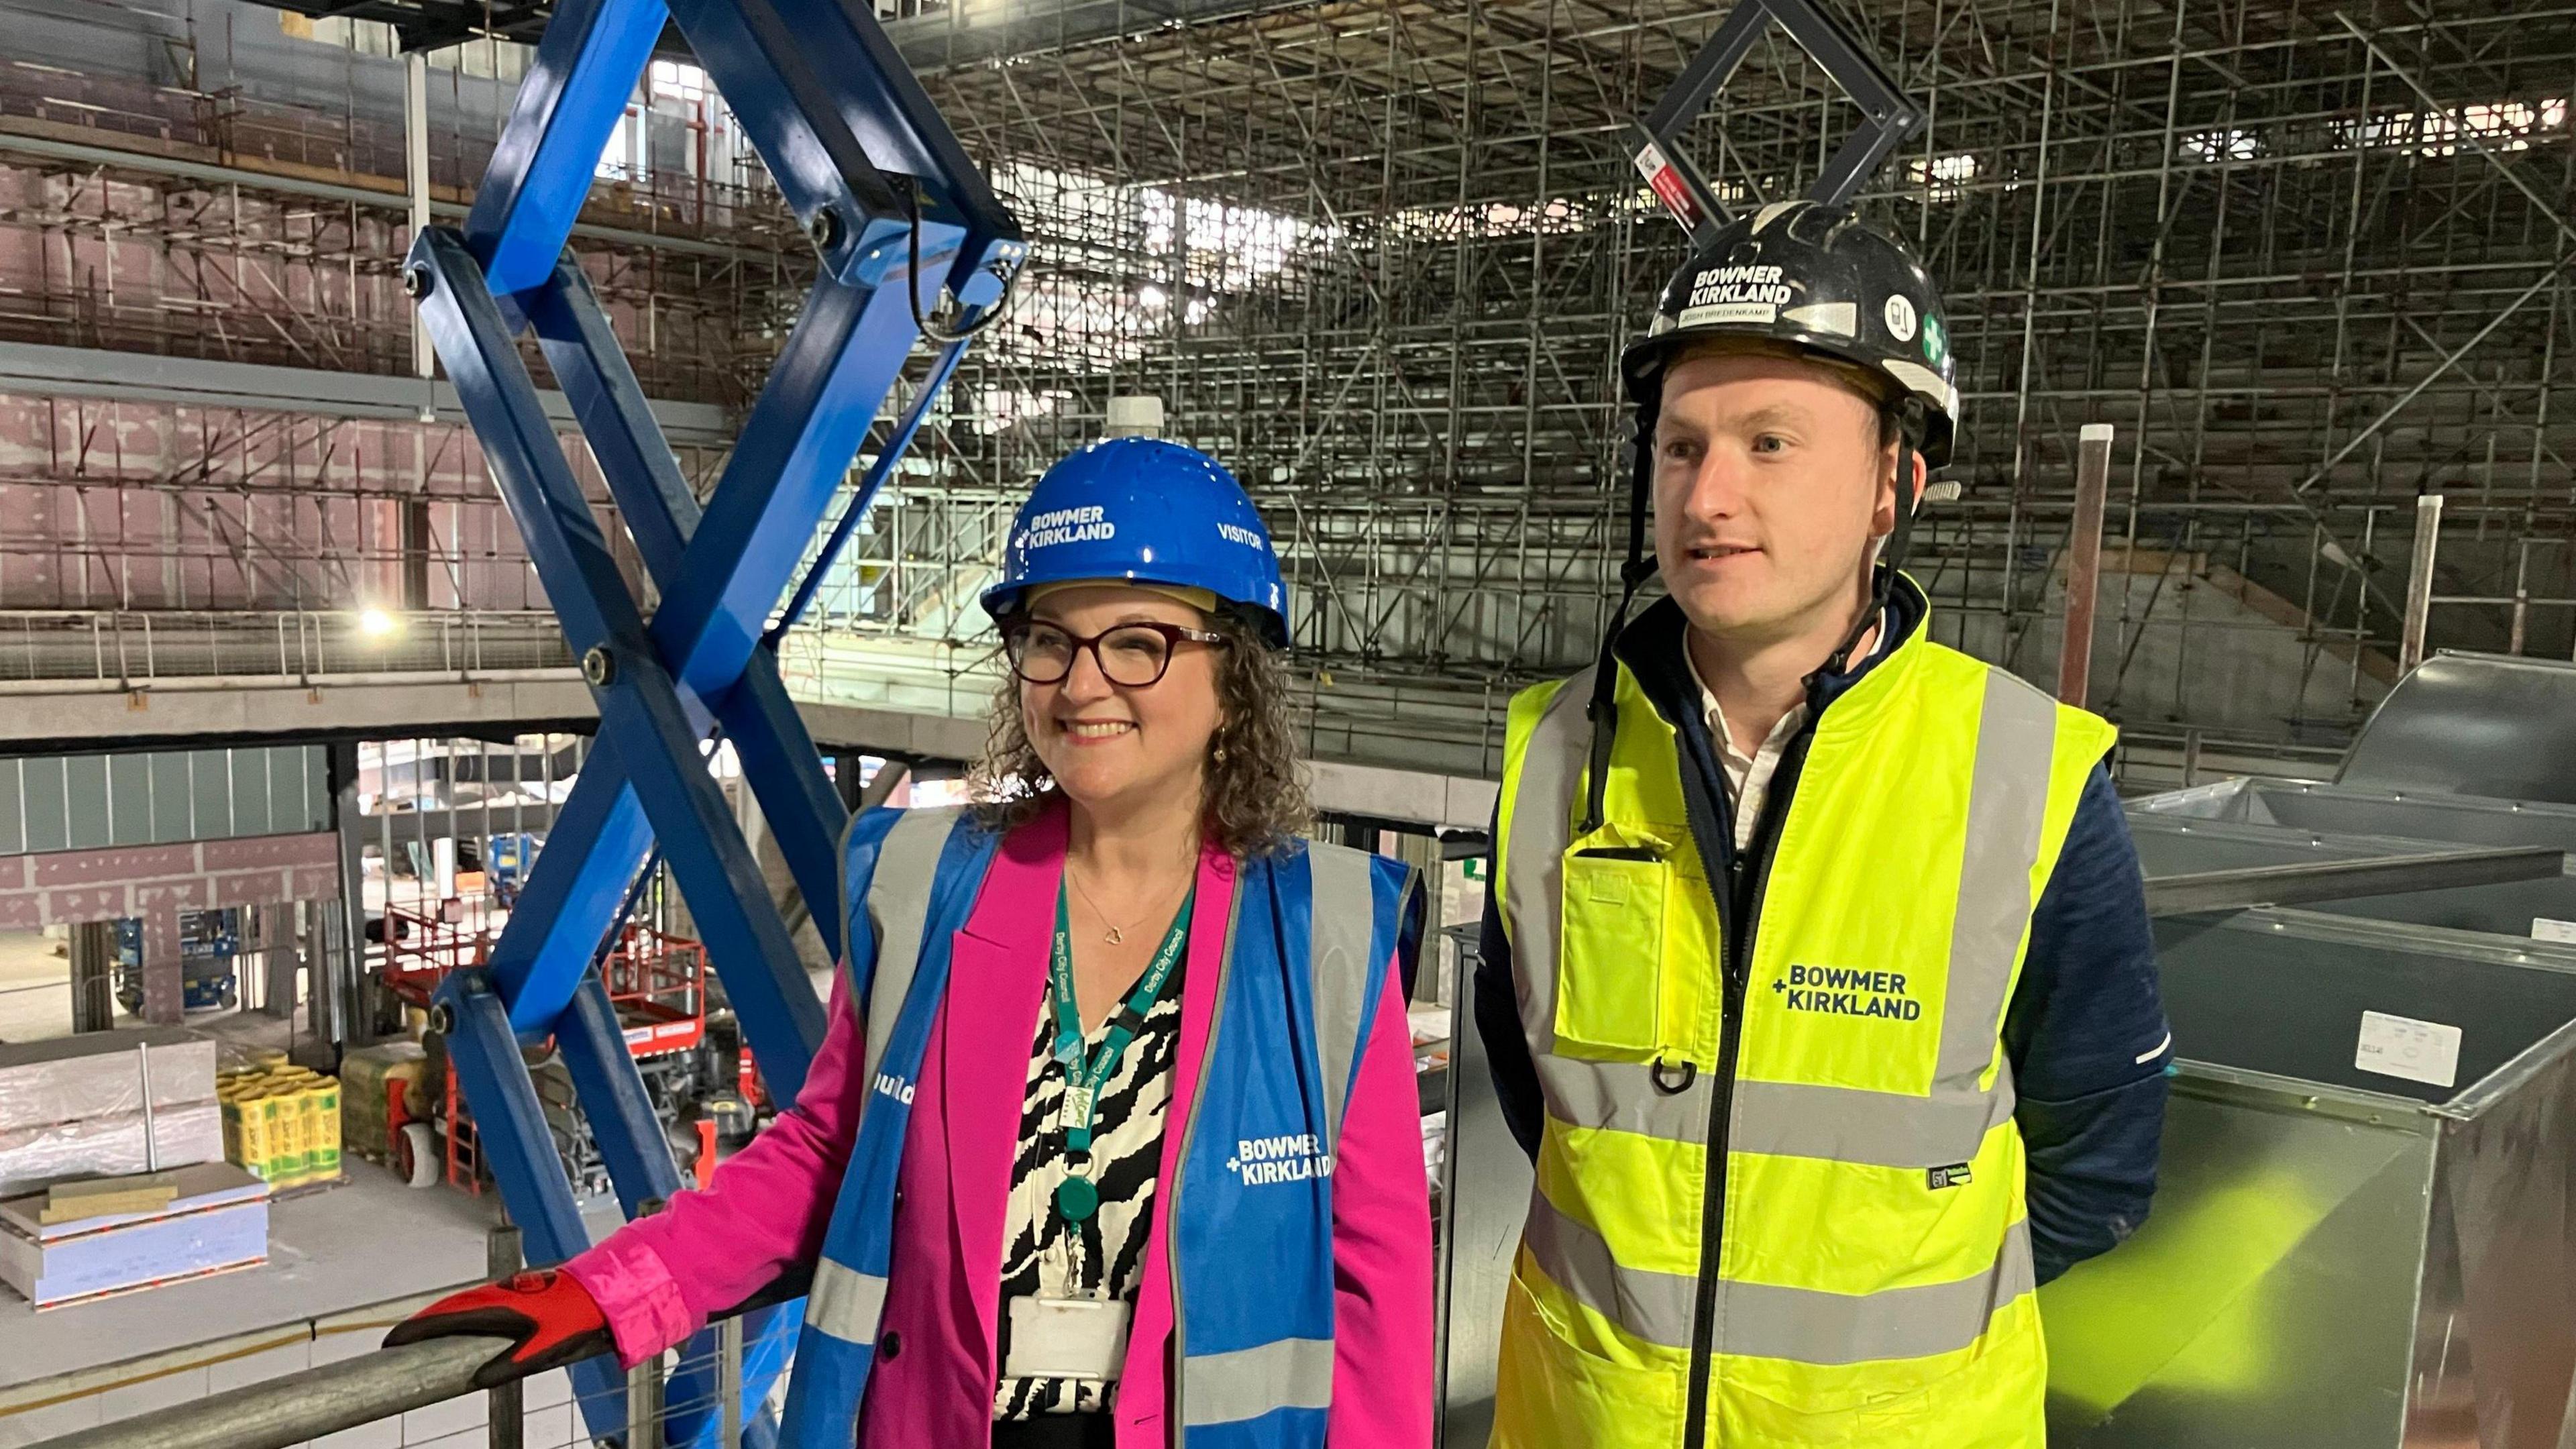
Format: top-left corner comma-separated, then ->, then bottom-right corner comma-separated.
1047,882 -> 1190,1225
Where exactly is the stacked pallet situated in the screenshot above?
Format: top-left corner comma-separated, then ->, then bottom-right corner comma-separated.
0,1161 -> 268,1308
0,1028 -> 222,1199
216,1063 -> 343,1187
0,1030 -> 257,1308
337,1040 -> 427,1167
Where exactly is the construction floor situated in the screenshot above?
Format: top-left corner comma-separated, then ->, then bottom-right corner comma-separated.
0,1155 -> 631,1449
1,1004 -> 623,1446
0,931 -> 74,1043
0,1157 -> 501,1389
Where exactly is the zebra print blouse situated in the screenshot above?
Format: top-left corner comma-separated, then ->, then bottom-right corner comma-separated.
991,949 -> 1187,1420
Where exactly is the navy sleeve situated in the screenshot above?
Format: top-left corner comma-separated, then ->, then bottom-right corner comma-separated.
1474,836 -> 1546,1163
2003,764 -> 2173,1286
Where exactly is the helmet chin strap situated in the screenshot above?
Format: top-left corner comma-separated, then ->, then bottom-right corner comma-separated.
1578,409 -> 1661,836
1820,396 -> 1930,680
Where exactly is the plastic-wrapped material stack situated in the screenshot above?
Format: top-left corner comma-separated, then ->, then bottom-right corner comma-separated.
0,1160 -> 268,1307
0,1029 -> 221,1198
337,1040 -> 427,1165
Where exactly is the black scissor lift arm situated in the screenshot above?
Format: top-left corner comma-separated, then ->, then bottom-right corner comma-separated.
1630,0 -> 1927,243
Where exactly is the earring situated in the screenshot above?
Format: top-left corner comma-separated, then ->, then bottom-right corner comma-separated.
1213,745 -> 1228,763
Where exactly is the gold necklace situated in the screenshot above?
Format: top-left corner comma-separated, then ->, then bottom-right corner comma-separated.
1064,859 -> 1191,945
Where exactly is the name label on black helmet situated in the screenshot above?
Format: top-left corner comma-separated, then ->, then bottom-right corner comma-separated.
1019,504 -> 1116,549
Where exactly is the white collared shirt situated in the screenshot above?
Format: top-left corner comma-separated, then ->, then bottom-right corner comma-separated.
1686,612 -> 1888,852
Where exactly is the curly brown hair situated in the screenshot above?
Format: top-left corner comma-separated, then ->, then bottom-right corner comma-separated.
967,608 -> 1312,857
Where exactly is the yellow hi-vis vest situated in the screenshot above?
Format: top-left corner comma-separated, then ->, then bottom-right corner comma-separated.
1489,620 -> 2115,1449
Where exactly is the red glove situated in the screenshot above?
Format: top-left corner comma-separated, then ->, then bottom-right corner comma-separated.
384,1269 -> 614,1388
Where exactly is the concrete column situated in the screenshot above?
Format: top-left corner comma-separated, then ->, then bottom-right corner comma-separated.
68,920 -> 115,1032
139,903 -> 183,1026
258,904 -> 299,1019
301,903 -> 329,1036
327,741 -> 373,1053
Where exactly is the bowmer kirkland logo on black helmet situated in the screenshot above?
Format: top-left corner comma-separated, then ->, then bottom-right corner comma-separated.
1626,199 -> 1959,468
1680,263 -> 1793,324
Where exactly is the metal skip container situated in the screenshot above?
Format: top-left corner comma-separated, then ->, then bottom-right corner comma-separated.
2042,893 -> 2576,1447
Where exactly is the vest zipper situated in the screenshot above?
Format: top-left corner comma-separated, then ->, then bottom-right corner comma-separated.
1680,724 -> 1820,1449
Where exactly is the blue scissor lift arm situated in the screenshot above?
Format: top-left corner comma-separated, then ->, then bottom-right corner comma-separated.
409,0 -> 1021,1440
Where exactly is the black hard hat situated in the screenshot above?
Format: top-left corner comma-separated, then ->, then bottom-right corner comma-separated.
1622,200 -> 1957,466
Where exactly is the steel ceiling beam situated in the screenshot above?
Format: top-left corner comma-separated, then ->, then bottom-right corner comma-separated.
0,339 -> 733,447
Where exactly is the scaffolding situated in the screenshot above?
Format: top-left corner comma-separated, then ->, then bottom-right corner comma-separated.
15,0 -> 2576,758
794,0 -> 2576,753
0,15 -> 801,622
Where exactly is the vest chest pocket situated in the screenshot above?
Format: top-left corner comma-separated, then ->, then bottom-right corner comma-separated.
1555,834 -> 1673,1057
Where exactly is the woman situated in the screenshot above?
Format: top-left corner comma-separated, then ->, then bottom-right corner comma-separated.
388,437 -> 1435,1449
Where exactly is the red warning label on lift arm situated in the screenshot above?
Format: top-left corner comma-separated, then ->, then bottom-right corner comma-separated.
1635,140 -> 1703,233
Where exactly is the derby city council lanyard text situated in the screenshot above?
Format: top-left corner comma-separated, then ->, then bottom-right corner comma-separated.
1047,883 -> 1190,1224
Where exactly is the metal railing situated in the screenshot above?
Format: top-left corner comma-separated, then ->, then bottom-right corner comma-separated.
19,1254 -> 798,1449
0,610 -> 576,686
28,1332 -> 518,1449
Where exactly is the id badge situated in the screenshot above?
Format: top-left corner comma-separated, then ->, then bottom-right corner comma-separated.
1004,1296 -> 1132,1382
1058,1085 -> 1096,1134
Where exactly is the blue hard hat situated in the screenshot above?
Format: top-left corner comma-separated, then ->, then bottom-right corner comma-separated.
980,438 -> 1290,647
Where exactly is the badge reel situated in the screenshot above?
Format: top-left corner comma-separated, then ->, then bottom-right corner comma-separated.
1007,883 -> 1181,1384
1005,1097 -> 1130,1383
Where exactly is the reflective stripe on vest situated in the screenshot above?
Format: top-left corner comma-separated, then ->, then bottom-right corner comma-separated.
1308,842 -> 1380,1149
779,804 -> 990,1449
1170,841 -> 1417,1439
807,1255 -> 890,1346
857,806 -> 965,1087
783,812 -> 1417,1445
1517,1183 -> 2039,1360
1491,623 -> 2112,1443
801,804 -> 966,1349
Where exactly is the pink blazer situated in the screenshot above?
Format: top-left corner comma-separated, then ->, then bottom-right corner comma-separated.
563,809 -> 1436,1447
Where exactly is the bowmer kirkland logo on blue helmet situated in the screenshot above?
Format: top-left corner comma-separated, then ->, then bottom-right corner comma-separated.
1016,504 -> 1117,549
979,437 -> 1291,648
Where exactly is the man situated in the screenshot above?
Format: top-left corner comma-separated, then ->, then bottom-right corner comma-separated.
1475,200 -> 2171,1448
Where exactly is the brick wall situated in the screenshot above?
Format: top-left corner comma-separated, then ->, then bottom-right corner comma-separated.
0,832 -> 340,930
0,832 -> 342,1024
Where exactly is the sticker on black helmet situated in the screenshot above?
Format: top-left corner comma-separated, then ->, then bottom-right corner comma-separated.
1883,294 -> 1919,343
1922,314 -> 1948,366
1680,264 -> 1792,331
1680,302 -> 1776,327
1782,301 -> 1857,338
1882,358 -> 1962,417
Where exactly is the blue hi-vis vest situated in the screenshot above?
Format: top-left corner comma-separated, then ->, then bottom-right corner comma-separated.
774,806 -> 1422,1447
